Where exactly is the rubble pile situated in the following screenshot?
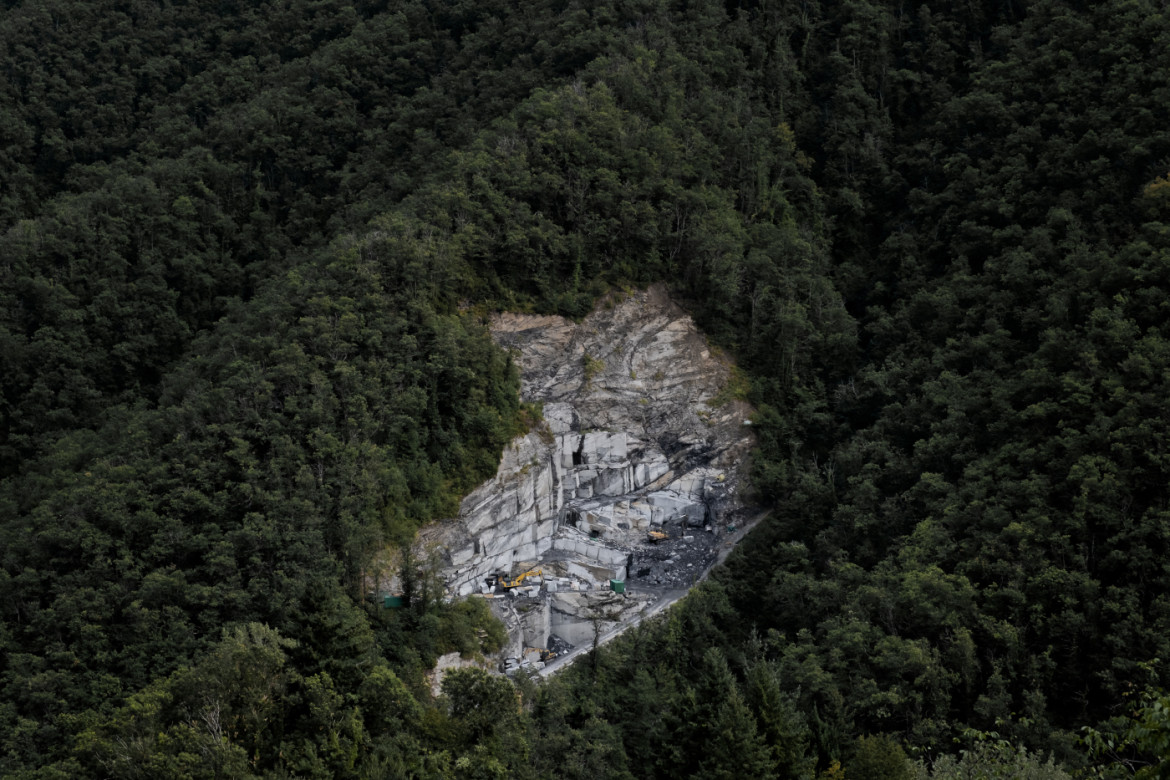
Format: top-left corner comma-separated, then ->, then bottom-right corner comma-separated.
627,528 -> 721,589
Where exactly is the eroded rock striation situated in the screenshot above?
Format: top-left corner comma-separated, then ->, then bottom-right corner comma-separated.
418,286 -> 755,662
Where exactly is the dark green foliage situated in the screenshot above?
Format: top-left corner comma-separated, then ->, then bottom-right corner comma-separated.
1082,680 -> 1170,779
442,667 -> 520,746
0,226 -> 521,771
2,0 -> 1170,776
0,0 -> 619,477
538,0 -> 1170,774
914,741 -> 1073,779
850,734 -> 912,780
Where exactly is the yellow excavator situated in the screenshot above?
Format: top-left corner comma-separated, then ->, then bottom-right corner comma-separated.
492,568 -> 543,589
524,646 -> 557,662
648,529 -> 669,543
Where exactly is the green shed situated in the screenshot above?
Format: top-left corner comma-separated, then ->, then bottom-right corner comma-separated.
609,580 -> 625,594
383,595 -> 403,609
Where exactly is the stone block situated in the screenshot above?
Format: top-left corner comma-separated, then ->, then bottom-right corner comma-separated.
596,468 -> 629,496
585,506 -> 611,525
446,542 -> 475,568
481,535 -> 506,557
550,621 -> 594,647
633,463 -> 650,488
544,404 -> 576,433
629,500 -> 652,520
516,482 -> 536,514
648,494 -> 691,518
535,463 -> 554,491
565,561 -> 600,582
685,503 -> 707,526
581,431 -> 627,464
599,547 -> 627,566
558,435 -> 578,456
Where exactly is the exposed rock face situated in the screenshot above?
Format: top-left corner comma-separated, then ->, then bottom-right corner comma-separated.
419,285 -> 754,657
548,589 -> 650,647
434,430 -> 561,595
489,597 -> 552,660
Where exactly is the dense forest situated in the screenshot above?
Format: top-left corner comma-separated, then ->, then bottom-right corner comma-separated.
2,0 -> 1170,777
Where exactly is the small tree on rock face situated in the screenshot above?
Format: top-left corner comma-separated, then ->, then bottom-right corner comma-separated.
582,352 -> 605,389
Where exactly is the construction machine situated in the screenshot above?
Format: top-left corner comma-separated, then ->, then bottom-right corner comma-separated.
648,529 -> 669,543
488,568 -> 543,589
524,646 -> 557,662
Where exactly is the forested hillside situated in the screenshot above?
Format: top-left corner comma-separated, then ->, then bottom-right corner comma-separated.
2,0 -> 1169,777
